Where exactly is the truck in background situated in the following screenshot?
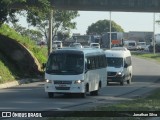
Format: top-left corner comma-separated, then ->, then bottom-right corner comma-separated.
137,42 -> 146,50
149,34 -> 160,52
123,40 -> 137,51
101,32 -> 123,48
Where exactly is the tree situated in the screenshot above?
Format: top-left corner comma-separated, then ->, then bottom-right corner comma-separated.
12,23 -> 43,42
0,0 -> 51,26
0,0 -> 19,25
31,10 -> 79,41
87,20 -> 124,35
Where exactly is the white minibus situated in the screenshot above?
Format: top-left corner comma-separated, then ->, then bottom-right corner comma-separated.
105,47 -> 132,85
44,48 -> 107,98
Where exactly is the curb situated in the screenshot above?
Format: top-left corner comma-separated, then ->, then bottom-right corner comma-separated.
0,78 -> 44,89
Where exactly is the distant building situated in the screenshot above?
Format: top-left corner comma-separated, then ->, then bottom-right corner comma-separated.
124,31 -> 153,45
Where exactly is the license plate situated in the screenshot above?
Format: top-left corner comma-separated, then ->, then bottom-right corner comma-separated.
59,84 -> 66,87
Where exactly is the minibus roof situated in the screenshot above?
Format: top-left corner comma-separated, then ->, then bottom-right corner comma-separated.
51,47 -> 105,56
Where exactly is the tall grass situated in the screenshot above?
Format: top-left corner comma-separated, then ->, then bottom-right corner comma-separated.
131,52 -> 160,63
0,24 -> 48,83
0,52 -> 15,83
0,24 -> 47,64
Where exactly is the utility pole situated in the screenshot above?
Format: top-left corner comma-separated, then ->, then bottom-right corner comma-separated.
153,13 -> 156,54
109,11 -> 112,49
48,9 -> 53,56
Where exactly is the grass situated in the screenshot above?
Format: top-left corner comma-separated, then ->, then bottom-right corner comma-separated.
0,24 -> 48,64
0,52 -> 16,84
47,88 -> 160,120
131,52 -> 160,63
0,24 -> 48,83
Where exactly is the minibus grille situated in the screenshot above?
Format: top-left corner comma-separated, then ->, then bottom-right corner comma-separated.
54,81 -> 72,84
108,72 -> 117,76
55,87 -> 70,90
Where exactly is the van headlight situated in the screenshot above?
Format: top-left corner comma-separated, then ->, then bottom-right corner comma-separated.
117,72 -> 124,76
45,79 -> 52,83
74,80 -> 84,84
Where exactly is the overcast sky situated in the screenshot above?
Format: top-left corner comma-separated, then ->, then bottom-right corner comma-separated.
71,11 -> 160,35
18,11 -> 160,35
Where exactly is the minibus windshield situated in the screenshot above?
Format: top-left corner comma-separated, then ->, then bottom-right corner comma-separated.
46,53 -> 84,75
107,57 -> 123,68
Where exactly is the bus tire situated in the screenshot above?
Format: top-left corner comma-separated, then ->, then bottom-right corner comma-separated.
48,92 -> 54,98
81,84 -> 88,98
90,82 -> 100,96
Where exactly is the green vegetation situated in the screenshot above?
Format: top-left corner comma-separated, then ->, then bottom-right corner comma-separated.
0,24 -> 47,64
47,88 -> 160,120
0,52 -> 16,84
131,52 -> 160,63
87,19 -> 124,35
0,24 -> 47,83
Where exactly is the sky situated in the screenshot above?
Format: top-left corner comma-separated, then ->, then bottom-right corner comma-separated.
19,11 -> 160,35
71,11 -> 160,35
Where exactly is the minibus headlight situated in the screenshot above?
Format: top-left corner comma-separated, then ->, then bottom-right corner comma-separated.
46,79 -> 52,83
74,80 -> 84,84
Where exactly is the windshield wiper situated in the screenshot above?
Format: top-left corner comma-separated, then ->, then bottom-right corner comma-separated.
46,70 -> 61,73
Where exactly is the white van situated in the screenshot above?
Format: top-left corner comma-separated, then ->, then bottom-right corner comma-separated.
105,47 -> 132,85
123,40 -> 137,50
90,43 -> 100,48
53,41 -> 63,49
137,42 -> 146,50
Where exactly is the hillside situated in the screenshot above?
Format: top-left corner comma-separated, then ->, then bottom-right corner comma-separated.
0,24 -> 47,84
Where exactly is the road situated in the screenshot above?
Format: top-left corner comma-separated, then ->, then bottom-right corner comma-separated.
0,56 -> 160,112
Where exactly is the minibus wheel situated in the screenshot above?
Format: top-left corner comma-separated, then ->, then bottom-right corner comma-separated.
90,81 -> 100,96
81,84 -> 88,98
48,92 -> 54,98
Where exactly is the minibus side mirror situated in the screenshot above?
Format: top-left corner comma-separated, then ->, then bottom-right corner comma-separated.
42,63 -> 46,69
124,63 -> 128,68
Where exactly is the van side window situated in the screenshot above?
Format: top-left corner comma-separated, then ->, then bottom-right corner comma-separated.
126,56 -> 131,66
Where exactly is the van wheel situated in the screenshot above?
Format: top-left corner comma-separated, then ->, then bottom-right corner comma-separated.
90,90 -> 99,96
127,75 -> 132,84
107,82 -> 110,86
120,80 -> 124,86
81,92 -> 86,98
48,92 -> 54,98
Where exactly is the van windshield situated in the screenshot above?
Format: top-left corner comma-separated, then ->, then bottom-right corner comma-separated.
107,57 -> 123,68
129,43 -> 136,46
46,53 -> 84,75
